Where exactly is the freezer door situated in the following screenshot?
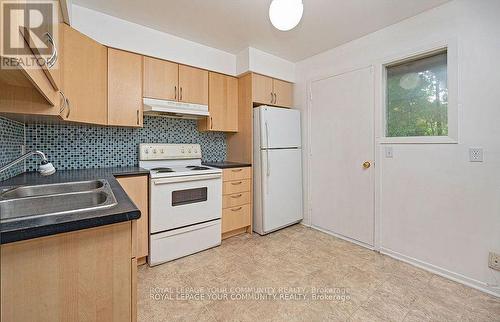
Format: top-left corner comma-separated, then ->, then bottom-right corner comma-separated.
260,148 -> 303,233
258,106 -> 301,149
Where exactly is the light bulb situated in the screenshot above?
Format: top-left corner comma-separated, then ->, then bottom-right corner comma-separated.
269,0 -> 304,31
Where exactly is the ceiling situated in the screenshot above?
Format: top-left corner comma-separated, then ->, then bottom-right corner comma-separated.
72,0 -> 450,62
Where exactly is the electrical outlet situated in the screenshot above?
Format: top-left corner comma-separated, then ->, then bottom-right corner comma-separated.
469,148 -> 483,162
385,146 -> 393,158
489,252 -> 500,271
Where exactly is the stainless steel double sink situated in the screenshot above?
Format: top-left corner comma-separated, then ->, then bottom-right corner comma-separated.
0,180 -> 118,223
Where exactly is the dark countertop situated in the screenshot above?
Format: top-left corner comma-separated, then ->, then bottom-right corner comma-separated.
202,161 -> 252,169
0,167 -> 149,244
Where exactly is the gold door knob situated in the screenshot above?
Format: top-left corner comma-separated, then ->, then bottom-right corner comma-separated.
362,161 -> 371,169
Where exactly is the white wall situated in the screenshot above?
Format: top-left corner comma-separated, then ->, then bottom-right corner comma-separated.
295,0 -> 500,296
71,4 -> 236,75
71,5 -> 296,82
236,47 -> 296,82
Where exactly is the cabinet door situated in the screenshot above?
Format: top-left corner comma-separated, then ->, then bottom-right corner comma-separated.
143,57 -> 178,100
117,175 -> 149,260
60,24 -> 107,125
178,65 -> 208,105
273,79 -> 293,108
1,223 -> 132,322
0,4 -> 59,113
252,73 -> 274,105
108,49 -> 143,127
201,72 -> 238,132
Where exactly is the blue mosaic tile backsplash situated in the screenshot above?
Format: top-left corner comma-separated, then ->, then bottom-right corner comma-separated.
24,116 -> 226,172
0,117 -> 25,181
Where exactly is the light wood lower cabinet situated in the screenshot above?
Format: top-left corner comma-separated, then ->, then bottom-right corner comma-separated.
0,222 -> 135,322
221,167 -> 252,239
108,48 -> 143,127
116,175 -> 149,262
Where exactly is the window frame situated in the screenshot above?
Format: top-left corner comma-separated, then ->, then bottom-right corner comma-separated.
379,40 -> 458,144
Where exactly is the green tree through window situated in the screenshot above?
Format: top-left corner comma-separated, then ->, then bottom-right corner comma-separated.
386,51 -> 448,137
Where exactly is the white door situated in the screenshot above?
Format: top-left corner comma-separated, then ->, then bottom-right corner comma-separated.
261,148 -> 303,233
310,67 -> 374,246
258,106 -> 301,148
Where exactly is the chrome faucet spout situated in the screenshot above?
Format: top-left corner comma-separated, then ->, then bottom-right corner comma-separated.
0,150 -> 56,176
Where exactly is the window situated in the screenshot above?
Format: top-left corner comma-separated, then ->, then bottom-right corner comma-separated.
385,51 -> 448,137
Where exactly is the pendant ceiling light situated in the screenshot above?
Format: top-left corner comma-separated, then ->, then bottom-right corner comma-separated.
269,0 -> 304,31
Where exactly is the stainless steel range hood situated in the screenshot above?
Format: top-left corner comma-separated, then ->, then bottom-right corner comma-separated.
143,98 -> 209,119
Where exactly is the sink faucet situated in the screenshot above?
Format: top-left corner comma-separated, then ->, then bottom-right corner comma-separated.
0,150 -> 56,176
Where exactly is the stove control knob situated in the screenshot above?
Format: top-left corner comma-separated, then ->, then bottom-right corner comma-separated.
144,149 -> 149,154
181,149 -> 185,153
188,149 -> 192,153
160,149 -> 164,154
153,149 -> 157,154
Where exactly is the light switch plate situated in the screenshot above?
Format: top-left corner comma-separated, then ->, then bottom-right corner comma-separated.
385,146 -> 393,158
469,148 -> 483,162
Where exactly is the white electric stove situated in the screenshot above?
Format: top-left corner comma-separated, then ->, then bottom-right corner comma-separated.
139,143 -> 222,266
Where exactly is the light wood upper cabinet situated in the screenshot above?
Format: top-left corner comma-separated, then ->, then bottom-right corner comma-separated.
178,65 -> 208,105
252,74 -> 293,108
199,72 -> 238,132
273,79 -> 293,108
0,12 -> 61,115
143,59 -> 208,105
117,175 -> 149,261
108,48 -> 143,127
252,73 -> 274,105
143,56 -> 178,100
60,24 -> 107,125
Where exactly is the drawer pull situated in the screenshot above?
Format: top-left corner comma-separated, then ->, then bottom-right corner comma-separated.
231,181 -> 243,185
231,207 -> 243,212
231,168 -> 243,172
230,194 -> 243,198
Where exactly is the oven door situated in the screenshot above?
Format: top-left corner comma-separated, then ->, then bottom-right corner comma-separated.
150,173 -> 222,233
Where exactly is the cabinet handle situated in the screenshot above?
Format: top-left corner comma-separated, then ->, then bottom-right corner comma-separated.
65,97 -> 71,118
231,206 -> 243,212
180,87 -> 183,101
270,92 -> 273,103
44,32 -> 57,68
137,110 -> 140,125
174,86 -> 177,100
231,181 -> 242,185
231,168 -> 243,172
273,93 -> 277,104
230,194 -> 243,198
58,91 -> 67,114
210,117 -> 213,130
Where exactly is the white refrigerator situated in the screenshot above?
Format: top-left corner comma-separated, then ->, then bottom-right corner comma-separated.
253,106 -> 303,235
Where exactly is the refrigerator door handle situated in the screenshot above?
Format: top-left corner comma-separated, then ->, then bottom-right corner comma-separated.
265,121 -> 270,177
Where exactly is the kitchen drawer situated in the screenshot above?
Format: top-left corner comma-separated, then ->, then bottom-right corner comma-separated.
223,191 -> 251,208
223,167 -> 251,181
222,204 -> 251,233
223,179 -> 251,195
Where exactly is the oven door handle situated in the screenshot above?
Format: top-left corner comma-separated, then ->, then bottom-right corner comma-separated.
153,174 -> 221,185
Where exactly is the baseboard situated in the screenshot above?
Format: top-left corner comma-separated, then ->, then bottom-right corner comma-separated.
299,221 -> 311,228
309,225 -> 375,250
380,247 -> 500,298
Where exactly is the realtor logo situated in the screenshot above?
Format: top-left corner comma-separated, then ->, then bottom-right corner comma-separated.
1,1 -> 58,68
